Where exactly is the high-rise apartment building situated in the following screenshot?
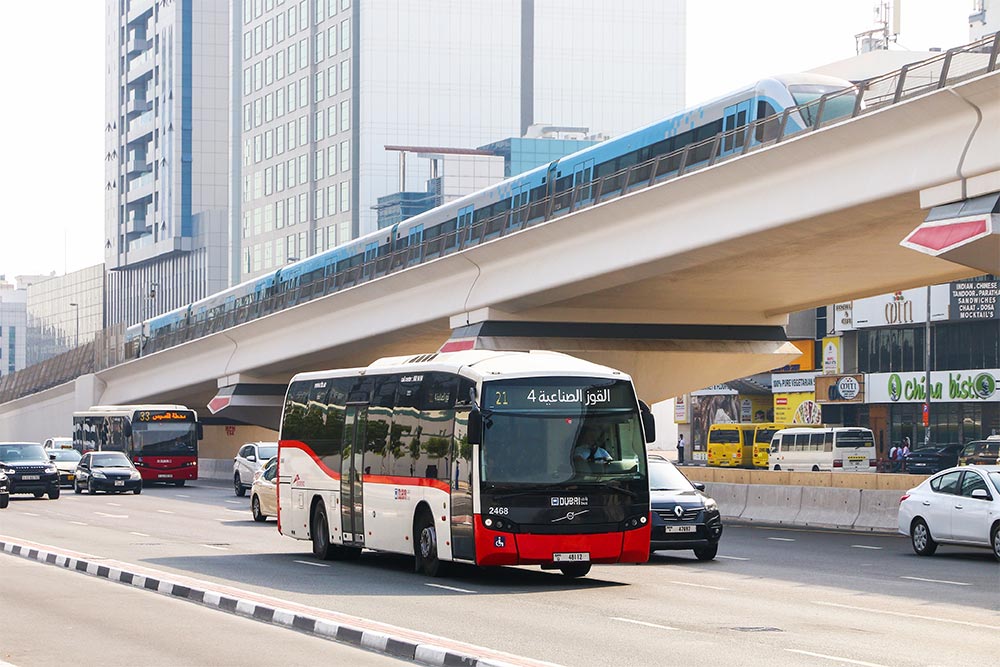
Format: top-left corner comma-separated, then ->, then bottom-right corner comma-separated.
105,0 -> 232,326
0,278 -> 28,377
236,0 -> 685,280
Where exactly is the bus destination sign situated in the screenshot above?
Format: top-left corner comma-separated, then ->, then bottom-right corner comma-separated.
484,379 -> 633,411
137,410 -> 195,422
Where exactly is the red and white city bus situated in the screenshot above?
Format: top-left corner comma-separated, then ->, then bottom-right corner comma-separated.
72,405 -> 202,485
277,350 -> 654,578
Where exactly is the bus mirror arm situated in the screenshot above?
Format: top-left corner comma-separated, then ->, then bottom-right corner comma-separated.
197,423 -> 204,441
639,401 -> 656,444
123,421 -> 132,438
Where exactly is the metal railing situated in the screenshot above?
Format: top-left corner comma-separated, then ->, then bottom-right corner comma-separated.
2,32 -> 997,404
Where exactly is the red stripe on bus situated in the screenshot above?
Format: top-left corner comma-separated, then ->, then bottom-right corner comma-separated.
362,475 -> 451,494
278,440 -> 342,481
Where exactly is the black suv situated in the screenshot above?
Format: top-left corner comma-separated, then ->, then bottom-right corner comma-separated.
648,457 -> 723,560
0,442 -> 61,500
905,443 -> 963,475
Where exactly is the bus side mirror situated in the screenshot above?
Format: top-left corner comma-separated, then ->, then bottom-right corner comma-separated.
197,424 -> 204,440
639,401 -> 656,444
467,409 -> 483,446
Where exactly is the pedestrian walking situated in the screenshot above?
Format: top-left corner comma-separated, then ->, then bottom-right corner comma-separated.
677,433 -> 685,464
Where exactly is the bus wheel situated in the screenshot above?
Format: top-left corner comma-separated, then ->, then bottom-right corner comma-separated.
312,502 -> 334,560
558,563 -> 591,578
811,465 -> 820,472
173,480 -> 186,487
415,510 -> 444,577
773,465 -> 781,471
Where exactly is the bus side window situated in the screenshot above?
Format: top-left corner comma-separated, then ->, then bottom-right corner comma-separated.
824,431 -> 834,452
794,433 -> 810,451
809,432 -> 824,452
781,433 -> 795,451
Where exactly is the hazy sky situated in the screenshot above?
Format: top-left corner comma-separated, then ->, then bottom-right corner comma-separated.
0,1 -> 974,282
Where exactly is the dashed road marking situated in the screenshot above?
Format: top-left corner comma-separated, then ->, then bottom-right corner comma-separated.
69,521 -> 88,526
225,500 -> 242,505
668,580 -> 728,591
813,601 -> 1000,630
767,537 -> 795,542
95,512 -> 128,519
106,502 -> 122,507
293,560 -> 330,568
201,544 -> 228,551
785,649 -> 886,666
717,555 -> 750,561
425,583 -> 476,594
156,510 -> 174,515
611,617 -> 678,631
901,575 -> 971,586
130,532 -> 151,537
850,545 -> 883,550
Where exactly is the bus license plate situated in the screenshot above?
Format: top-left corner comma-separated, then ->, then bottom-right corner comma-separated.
553,552 -> 590,562
22,475 -> 39,480
663,525 -> 696,533
157,474 -> 171,478
114,480 -> 125,486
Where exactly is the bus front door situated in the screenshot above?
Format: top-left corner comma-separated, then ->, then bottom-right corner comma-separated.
340,405 -> 368,547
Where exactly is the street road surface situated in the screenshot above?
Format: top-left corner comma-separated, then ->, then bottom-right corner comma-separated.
1,482 -> 996,666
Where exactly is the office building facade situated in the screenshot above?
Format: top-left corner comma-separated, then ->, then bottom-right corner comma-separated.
0,279 -> 28,377
105,0 -> 231,326
25,265 -> 107,366
237,0 -> 685,279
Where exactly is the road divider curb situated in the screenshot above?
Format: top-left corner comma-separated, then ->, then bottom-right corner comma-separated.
705,483 -> 903,533
0,537 -> 546,667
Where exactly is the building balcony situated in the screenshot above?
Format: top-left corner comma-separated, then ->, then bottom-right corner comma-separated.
126,36 -> 149,55
126,214 -> 148,236
125,173 -> 154,203
126,110 -> 154,143
126,156 -> 151,175
126,97 -> 151,115
126,51 -> 154,83
126,0 -> 153,26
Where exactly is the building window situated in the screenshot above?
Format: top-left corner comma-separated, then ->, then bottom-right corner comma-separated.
340,58 -> 350,91
287,81 -> 297,111
327,144 -> 337,175
315,31 -> 325,64
340,100 -> 349,132
299,1 -> 308,30
327,104 -> 337,137
299,114 -> 308,146
315,149 -> 325,180
340,18 -> 350,50
287,44 -> 297,75
298,192 -> 307,223
340,180 -> 350,212
327,25 -> 337,57
314,72 -> 324,103
315,188 -> 325,219
326,185 -> 337,216
298,153 -> 308,184
340,139 -> 350,172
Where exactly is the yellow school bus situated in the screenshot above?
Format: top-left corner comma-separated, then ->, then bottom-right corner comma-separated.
707,424 -> 758,467
751,423 -> 789,468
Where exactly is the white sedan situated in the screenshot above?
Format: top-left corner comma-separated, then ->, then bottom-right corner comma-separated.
898,465 -> 1000,561
250,456 -> 278,523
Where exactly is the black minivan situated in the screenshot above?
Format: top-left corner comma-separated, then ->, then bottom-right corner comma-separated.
0,442 -> 61,500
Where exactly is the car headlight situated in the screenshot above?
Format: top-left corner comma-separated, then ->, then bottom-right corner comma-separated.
703,498 -> 718,512
130,471 -> 142,480
45,465 -> 58,474
2,468 -> 16,475
92,471 -> 107,479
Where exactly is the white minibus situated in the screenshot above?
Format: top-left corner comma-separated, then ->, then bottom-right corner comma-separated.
769,427 -> 876,472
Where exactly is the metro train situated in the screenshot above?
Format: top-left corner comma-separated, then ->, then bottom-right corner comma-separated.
125,73 -> 857,357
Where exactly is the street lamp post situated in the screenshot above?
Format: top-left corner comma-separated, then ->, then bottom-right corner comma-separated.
69,302 -> 79,348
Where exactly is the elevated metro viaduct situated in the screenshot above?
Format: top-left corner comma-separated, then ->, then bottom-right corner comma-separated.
1,67 -> 998,446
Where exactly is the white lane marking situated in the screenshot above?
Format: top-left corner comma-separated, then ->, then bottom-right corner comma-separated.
20,512 -> 40,517
785,649 -> 887,667
813,601 -> 1000,630
717,555 -> 750,561
667,580 -> 729,591
900,576 -> 971,587
225,508 -> 245,513
69,521 -> 88,526
201,544 -> 228,551
850,545 -> 883,550
176,494 -> 190,498
225,500 -> 242,505
293,560 -> 330,568
611,617 -> 678,631
156,510 -> 174,514
94,512 -> 129,519
106,502 -> 122,507
130,532 -> 151,537
767,537 -> 795,542
424,583 -> 476,594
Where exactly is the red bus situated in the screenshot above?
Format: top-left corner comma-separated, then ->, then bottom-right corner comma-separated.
72,405 -> 202,486
278,350 -> 654,578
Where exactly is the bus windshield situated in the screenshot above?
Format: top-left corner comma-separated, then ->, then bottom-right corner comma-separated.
709,429 -> 740,444
755,427 -> 780,443
132,422 -> 198,456
480,378 -> 646,486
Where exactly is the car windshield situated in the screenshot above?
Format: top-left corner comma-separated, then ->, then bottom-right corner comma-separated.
48,438 -> 73,448
479,378 -> 647,485
0,444 -> 48,463
49,449 -> 82,462
648,461 -> 695,492
973,442 -> 1000,456
990,472 -> 1000,494
92,453 -> 132,468
258,445 -> 278,459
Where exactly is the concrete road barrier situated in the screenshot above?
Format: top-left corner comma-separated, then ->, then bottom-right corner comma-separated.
704,482 -> 748,519
741,484 -> 802,525
854,489 -> 904,532
795,487 -> 861,529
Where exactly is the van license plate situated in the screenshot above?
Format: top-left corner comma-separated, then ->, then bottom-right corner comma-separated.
553,552 -> 590,562
847,456 -> 866,462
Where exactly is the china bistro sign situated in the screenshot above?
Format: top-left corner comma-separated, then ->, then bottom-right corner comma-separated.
868,370 -> 1000,403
